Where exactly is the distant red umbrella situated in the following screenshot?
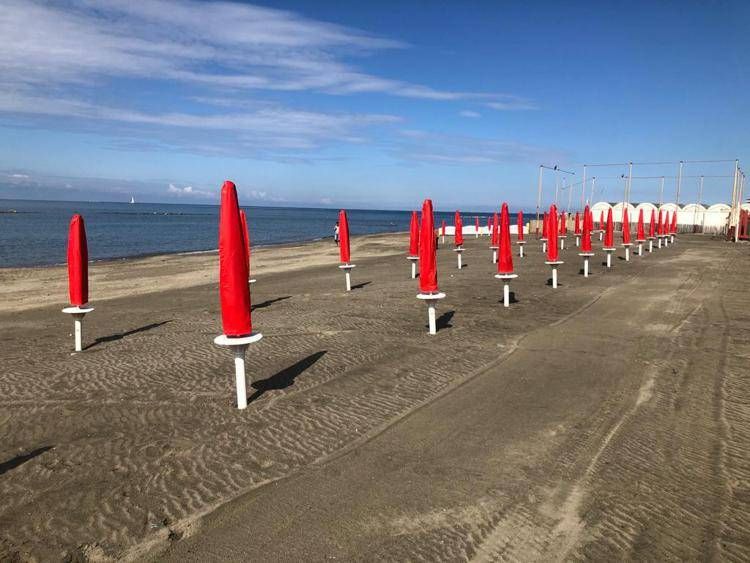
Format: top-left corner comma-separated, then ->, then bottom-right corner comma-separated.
498,203 -> 514,274
649,209 -> 656,238
581,205 -> 593,252
636,209 -> 645,241
560,212 -> 567,235
491,212 -> 499,246
339,209 -> 351,264
574,212 -> 581,235
475,215 -> 479,236
441,219 -> 446,239
622,207 -> 631,245
599,210 -> 605,231
604,208 -> 614,247
671,210 -> 678,234
419,199 -> 439,293
240,209 -> 250,275
454,211 -> 464,247
657,209 -> 664,235
547,205 -> 559,261
517,211 -> 525,241
67,214 -> 89,306
218,181 -> 252,337
408,210 -> 419,256
487,216 -> 492,234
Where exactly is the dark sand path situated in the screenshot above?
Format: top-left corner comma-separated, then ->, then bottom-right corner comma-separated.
162,236 -> 750,561
2,234 -> 749,561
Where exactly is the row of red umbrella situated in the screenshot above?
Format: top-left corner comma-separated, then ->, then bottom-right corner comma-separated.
542,208 -> 678,244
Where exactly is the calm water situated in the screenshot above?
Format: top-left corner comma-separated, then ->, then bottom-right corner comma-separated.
0,199 -> 513,268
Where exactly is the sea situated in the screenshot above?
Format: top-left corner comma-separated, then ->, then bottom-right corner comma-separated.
0,199 -> 525,268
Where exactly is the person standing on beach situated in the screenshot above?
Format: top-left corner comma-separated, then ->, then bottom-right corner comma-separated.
334,221 -> 340,246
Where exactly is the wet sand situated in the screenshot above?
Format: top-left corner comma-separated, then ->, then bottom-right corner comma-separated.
1,233 -> 749,561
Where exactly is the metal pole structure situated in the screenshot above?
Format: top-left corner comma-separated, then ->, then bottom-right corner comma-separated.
729,160 -> 739,239
675,160 -> 684,205
536,165 -> 543,225
567,179 -> 574,213
694,176 -> 704,233
591,177 -> 596,203
659,176 -> 665,205
554,172 -> 560,205
581,165 -> 587,210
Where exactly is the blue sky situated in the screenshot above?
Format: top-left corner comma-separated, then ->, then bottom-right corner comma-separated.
0,0 -> 747,210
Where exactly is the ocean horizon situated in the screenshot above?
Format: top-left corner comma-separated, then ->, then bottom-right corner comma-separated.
0,199 -> 532,268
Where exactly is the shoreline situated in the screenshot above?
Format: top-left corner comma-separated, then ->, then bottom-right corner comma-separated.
0,231 -> 409,313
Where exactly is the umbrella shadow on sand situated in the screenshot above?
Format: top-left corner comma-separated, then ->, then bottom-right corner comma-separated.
434,310 -> 455,330
0,446 -> 54,476
351,281 -> 371,290
84,321 -> 172,350
249,351 -> 326,404
252,296 -> 291,311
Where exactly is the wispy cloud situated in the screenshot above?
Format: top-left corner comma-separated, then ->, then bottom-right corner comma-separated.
459,110 -> 481,118
393,130 -> 565,166
167,183 -> 212,198
0,0 -> 536,160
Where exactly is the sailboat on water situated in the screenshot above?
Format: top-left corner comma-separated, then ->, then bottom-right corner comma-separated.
129,196 -> 135,204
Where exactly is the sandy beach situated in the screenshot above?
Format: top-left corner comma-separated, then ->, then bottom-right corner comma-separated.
1,233 -> 749,561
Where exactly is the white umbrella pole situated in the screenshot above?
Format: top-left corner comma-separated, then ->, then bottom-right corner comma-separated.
62,306 -> 94,352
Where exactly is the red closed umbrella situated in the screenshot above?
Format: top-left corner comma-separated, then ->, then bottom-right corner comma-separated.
649,209 -> 656,238
219,181 -> 252,337
560,212 -> 567,235
67,214 -> 89,306
454,211 -> 464,247
339,209 -> 350,264
419,199 -> 439,293
604,208 -> 614,247
408,210 -> 419,256
492,213 -> 499,246
574,212 -> 581,235
657,210 -> 664,235
517,211 -> 525,241
475,216 -> 479,236
581,205 -> 592,252
637,209 -> 645,241
487,216 -> 491,234
547,205 -> 559,261
441,219 -> 446,239
498,203 -> 513,274
622,207 -> 631,244
599,210 -> 605,231
671,210 -> 678,234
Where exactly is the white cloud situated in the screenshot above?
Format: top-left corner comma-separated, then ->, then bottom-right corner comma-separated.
167,183 -> 212,197
459,110 -> 481,118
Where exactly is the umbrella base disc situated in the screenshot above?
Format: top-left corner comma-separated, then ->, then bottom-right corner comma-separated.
214,333 -> 263,347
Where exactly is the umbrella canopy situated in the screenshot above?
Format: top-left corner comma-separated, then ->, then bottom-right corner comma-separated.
622,207 -> 631,244
219,181 -> 252,337
547,205 -> 559,261
657,210 -> 664,235
671,210 -> 678,233
487,216 -> 492,234
408,210 -> 419,256
498,203 -> 514,274
475,216 -> 479,235
240,209 -> 251,275
560,212 -> 567,235
574,212 -> 581,235
491,212 -> 499,246
599,210 -> 605,231
604,208 -> 614,247
454,211 -> 464,247
441,220 -> 446,237
339,209 -> 351,264
419,199 -> 439,293
649,209 -> 656,238
517,211 -> 525,241
67,214 -> 89,306
581,205 -> 593,252
636,209 -> 645,241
